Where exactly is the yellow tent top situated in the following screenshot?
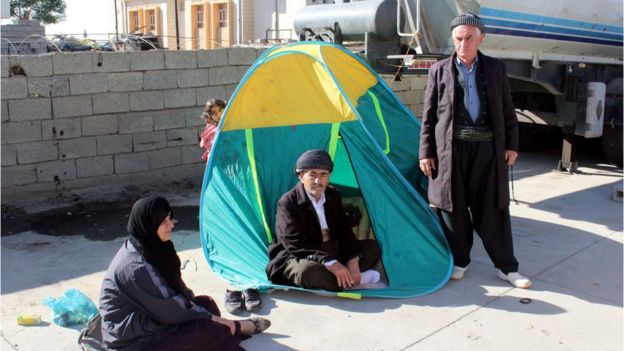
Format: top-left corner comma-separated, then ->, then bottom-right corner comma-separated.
222,44 -> 378,131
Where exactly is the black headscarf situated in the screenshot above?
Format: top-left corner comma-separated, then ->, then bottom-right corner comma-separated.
127,196 -> 184,295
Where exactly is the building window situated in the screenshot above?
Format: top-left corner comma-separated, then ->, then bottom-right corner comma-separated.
149,11 -> 155,32
218,4 -> 227,28
197,7 -> 204,28
132,11 -> 139,32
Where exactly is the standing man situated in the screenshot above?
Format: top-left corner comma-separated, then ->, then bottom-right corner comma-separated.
419,13 -> 531,288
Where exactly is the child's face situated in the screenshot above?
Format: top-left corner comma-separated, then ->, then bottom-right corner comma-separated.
210,106 -> 224,122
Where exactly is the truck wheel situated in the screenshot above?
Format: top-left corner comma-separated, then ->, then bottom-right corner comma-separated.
602,123 -> 623,168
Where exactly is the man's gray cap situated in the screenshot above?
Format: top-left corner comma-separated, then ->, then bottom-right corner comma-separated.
450,12 -> 485,32
295,149 -> 334,173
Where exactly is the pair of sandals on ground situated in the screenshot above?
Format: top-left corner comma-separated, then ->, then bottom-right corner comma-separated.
224,288 -> 262,314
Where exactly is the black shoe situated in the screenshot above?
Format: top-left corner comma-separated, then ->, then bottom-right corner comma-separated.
243,288 -> 262,311
224,290 -> 244,314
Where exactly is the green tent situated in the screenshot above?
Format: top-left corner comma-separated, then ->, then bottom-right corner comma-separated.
200,42 -> 451,298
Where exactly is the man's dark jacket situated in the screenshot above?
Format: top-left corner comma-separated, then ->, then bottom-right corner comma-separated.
266,183 -> 361,284
419,51 -> 519,212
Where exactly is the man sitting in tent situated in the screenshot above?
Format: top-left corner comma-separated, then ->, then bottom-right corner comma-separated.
265,150 -> 381,291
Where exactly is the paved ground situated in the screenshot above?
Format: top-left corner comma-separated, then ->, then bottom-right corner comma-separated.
1,148 -> 622,351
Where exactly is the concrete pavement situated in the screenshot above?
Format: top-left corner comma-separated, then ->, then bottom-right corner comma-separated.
1,150 -> 622,351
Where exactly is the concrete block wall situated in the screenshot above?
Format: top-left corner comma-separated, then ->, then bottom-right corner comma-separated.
1,48 -> 264,205
381,74 -> 428,118
1,49 -> 428,206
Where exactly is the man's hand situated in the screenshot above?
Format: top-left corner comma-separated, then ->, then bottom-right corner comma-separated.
346,257 -> 361,286
327,262 -> 354,289
419,158 -> 436,177
505,150 -> 518,165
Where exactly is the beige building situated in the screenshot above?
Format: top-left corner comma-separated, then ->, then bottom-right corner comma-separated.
117,0 -> 307,50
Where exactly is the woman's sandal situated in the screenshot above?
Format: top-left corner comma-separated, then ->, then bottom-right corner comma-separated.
247,317 -> 271,334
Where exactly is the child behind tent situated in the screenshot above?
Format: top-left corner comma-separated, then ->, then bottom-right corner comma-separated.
199,99 -> 226,162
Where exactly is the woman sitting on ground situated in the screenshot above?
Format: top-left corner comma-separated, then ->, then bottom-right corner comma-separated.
99,196 -> 270,350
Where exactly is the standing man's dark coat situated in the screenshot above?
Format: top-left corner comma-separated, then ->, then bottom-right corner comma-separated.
419,51 -> 518,212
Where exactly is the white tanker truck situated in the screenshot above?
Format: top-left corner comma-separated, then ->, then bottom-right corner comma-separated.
294,0 -> 623,170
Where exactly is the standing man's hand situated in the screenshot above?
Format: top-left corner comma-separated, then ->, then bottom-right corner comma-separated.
346,257 -> 361,286
505,150 -> 518,165
419,158 -> 437,177
327,262 -> 354,289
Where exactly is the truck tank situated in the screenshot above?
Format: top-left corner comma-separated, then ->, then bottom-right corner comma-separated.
418,1 -> 623,169
418,0 -> 623,64
295,0 -> 623,169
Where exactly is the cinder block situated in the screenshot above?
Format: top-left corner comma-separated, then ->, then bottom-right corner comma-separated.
2,101 -> 8,122
209,66 -> 247,86
143,70 -> 177,90
1,121 -> 42,144
131,169 -> 163,185
185,107 -> 205,127
130,91 -> 164,111
69,73 -> 108,95
93,92 -> 130,114
90,173 -> 131,189
76,156 -> 114,177
52,95 -> 92,118
167,128 -> 198,146
108,72 -> 143,92
28,76 -> 70,97
1,56 -> 8,78
1,164 -> 37,186
129,51 -> 164,71
197,49 -> 228,68
133,131 -> 167,151
96,134 -> 132,155
228,47 -> 257,65
17,54 -> 54,77
1,76 -> 28,99
410,75 -> 428,90
52,52 -> 94,74
385,76 -> 411,91
164,88 -> 196,108
177,69 -> 209,88
0,187 -> 16,203
58,137 -> 97,159
15,182 -> 56,200
55,177 -> 96,191
2,144 -> 17,166
226,84 -> 238,100
180,145 -> 203,164
153,109 -> 186,130
17,140 -> 58,164
165,51 -> 197,69
82,114 -> 118,136
165,162 -> 204,180
196,85 -> 227,106
409,103 -> 424,117
93,52 -> 130,72
42,118 -> 82,140
9,98 -> 51,121
36,159 -> 77,182
118,112 -> 153,134
148,147 -> 181,169
256,48 -> 268,58
115,153 -> 149,173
